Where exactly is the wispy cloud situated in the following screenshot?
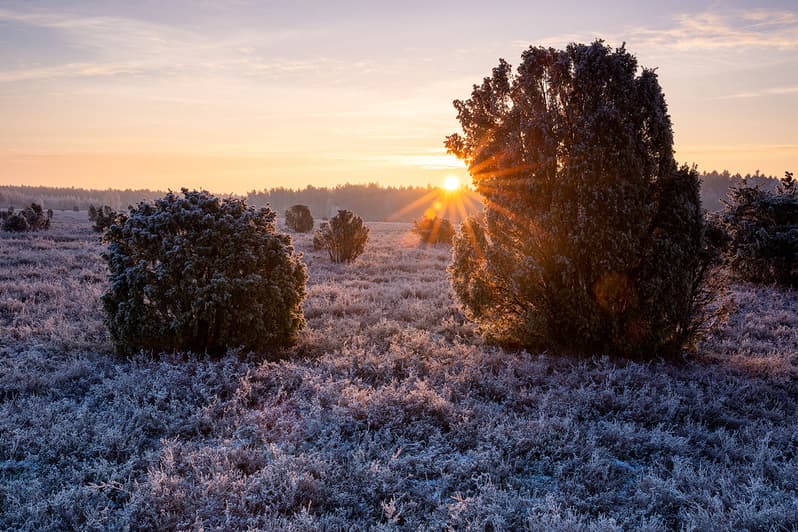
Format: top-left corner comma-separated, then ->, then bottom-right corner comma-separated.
0,62 -> 151,83
0,6 -> 367,84
679,143 -> 798,154
530,8 -> 798,52
0,7 -> 183,53
631,9 -> 798,51
718,85 -> 798,99
368,149 -> 466,170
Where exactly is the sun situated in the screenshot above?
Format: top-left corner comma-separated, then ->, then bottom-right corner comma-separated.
443,175 -> 461,191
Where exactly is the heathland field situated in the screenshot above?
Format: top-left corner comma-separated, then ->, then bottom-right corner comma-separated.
1,211 -> 797,530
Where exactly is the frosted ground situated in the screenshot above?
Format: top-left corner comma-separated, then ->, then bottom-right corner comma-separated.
1,211 -> 797,530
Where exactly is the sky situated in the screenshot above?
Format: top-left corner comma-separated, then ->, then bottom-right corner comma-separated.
0,0 -> 796,193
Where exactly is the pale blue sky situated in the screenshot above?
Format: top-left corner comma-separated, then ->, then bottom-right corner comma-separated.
1,0 -> 796,192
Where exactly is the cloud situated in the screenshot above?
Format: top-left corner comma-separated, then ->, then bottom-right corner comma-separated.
0,62 -> 150,83
678,143 -> 798,154
718,85 -> 798,99
0,8 -> 181,53
368,149 -> 466,170
531,8 -> 798,53
631,9 -> 798,51
0,6 -> 363,84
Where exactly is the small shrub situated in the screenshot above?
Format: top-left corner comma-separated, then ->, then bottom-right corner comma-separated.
313,222 -> 329,251
285,204 -> 314,233
89,205 -> 119,233
313,210 -> 369,263
1,210 -> 29,232
718,171 -> 798,287
102,189 -> 308,355
1,203 -> 52,232
412,215 -> 455,244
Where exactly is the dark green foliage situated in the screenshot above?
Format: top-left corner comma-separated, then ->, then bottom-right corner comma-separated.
717,171 -> 798,287
446,41 -> 710,358
101,189 -> 307,355
285,204 -> 314,233
1,203 -> 52,232
313,210 -> 369,263
88,205 -> 119,233
412,215 -> 455,244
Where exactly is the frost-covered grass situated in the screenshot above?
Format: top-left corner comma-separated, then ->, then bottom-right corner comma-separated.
1,211 -> 797,530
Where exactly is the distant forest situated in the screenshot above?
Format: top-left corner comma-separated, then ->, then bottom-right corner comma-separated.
0,171 -> 784,221
246,183 -> 483,223
700,170 -> 780,211
0,183 -> 484,223
0,187 -> 165,213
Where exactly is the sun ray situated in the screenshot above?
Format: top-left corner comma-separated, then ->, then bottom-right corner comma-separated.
472,164 -> 533,182
461,191 -> 484,211
454,194 -> 470,225
461,215 -> 485,262
386,188 -> 440,221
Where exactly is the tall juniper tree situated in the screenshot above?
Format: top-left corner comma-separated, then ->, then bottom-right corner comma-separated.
447,41 -> 710,358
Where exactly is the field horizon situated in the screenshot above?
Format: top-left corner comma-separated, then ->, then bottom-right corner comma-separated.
0,168 -> 787,220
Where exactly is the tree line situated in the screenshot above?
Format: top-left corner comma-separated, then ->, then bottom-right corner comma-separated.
245,183 -> 483,222
0,186 -> 164,212
0,183 -> 484,223
0,172 -> 784,220
700,170 -> 780,211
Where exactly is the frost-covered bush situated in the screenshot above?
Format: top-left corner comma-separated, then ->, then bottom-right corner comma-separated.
313,210 -> 369,263
0,208 -> 28,232
102,189 -> 307,355
285,204 -> 314,233
312,222 -> 329,251
88,204 -> 120,233
446,41 -> 710,358
413,215 -> 455,244
1,203 -> 52,231
718,171 -> 798,287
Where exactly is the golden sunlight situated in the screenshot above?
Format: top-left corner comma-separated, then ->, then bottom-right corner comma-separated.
443,175 -> 461,191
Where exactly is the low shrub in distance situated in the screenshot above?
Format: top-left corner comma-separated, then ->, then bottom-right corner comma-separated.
412,215 -> 455,244
717,171 -> 797,287
313,209 -> 369,263
102,189 -> 307,355
285,204 -> 314,233
313,222 -> 329,251
1,203 -> 53,232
